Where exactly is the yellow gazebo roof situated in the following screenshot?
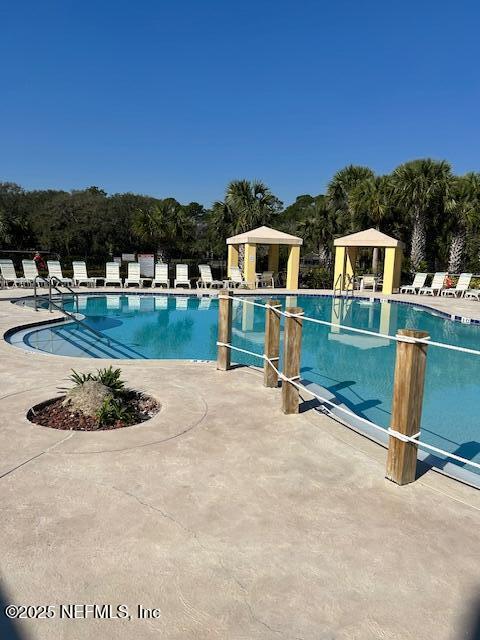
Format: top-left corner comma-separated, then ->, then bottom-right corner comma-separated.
226,225 -> 303,246
334,228 -> 404,249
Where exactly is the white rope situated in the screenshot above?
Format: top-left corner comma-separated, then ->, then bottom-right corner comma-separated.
388,428 -> 421,443
216,340 -> 480,471
226,294 -> 480,357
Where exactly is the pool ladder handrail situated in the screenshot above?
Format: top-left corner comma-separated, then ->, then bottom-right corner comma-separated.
333,273 -> 355,299
33,275 -> 111,348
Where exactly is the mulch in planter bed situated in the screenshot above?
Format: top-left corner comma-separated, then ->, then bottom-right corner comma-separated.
29,391 -> 160,431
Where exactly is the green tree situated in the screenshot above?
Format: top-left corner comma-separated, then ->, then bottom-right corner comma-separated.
392,159 -> 452,271
210,179 -> 282,264
296,196 -> 333,268
445,173 -> 480,272
326,165 -> 375,234
132,198 -> 195,259
349,175 -> 392,272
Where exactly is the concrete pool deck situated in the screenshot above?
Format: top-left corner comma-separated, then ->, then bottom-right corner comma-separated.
0,288 -> 479,639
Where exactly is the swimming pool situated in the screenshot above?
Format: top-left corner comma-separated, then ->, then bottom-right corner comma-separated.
8,293 -> 480,481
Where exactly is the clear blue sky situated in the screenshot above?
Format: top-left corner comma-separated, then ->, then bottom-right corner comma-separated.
1,0 -> 479,207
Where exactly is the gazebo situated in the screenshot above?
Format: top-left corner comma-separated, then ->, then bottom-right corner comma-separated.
226,226 -> 303,289
333,228 -> 404,295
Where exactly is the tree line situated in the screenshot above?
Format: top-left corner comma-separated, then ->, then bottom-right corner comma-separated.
1,158 -> 479,277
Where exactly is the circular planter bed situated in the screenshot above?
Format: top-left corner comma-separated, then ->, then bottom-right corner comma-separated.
28,391 -> 160,431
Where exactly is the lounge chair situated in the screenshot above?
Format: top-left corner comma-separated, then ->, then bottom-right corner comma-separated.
47,260 -> 74,286
197,264 -> 223,289
174,264 -> 191,288
441,273 -> 473,297
151,263 -> 170,288
419,272 -> 447,296
256,271 -> 274,288
400,273 -> 428,294
124,262 -> 146,288
72,261 -> 100,287
22,260 -> 46,286
0,259 -> 29,287
104,262 -> 123,287
227,266 -> 248,289
359,274 -> 380,292
464,289 -> 480,301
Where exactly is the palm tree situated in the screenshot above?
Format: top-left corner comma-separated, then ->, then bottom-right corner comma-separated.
391,159 -> 452,271
445,173 -> 480,272
350,175 -> 392,272
326,165 -> 375,233
297,198 -> 333,268
211,179 -> 282,266
132,199 -> 194,259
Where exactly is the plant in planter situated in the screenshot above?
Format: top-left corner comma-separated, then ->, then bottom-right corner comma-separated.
29,366 -> 159,431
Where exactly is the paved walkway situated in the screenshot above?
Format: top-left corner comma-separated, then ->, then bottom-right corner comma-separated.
0,289 -> 479,639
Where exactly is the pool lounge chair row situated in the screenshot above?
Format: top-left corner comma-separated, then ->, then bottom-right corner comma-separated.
0,259 -> 274,290
400,272 -> 477,297
0,259 -> 73,288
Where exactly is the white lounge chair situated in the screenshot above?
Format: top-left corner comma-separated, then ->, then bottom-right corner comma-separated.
22,260 -> 45,286
151,263 -> 170,288
104,262 -> 123,287
174,264 -> 191,288
227,266 -> 248,289
72,261 -> 100,287
256,271 -> 274,288
400,273 -> 428,294
441,273 -> 473,297
124,262 -> 146,288
359,274 -> 380,292
197,264 -> 223,288
0,260 -> 29,287
47,260 -> 74,286
419,272 -> 447,296
464,289 -> 480,301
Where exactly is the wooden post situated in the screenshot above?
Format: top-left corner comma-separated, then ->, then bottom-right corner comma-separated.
263,299 -> 281,388
386,329 -> 429,485
282,306 -> 303,414
217,289 -> 232,371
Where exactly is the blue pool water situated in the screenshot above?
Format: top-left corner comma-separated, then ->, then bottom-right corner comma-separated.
9,294 -> 480,478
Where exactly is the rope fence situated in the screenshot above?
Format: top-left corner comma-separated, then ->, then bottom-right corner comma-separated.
216,291 -> 480,485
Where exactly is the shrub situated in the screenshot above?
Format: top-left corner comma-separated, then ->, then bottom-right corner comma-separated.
69,366 -> 125,393
96,396 -> 133,427
301,267 -> 331,289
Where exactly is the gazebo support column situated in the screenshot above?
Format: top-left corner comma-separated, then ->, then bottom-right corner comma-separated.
286,246 -> 300,289
333,247 -> 347,290
382,247 -> 403,295
227,245 -> 239,277
268,245 -> 279,273
346,247 -> 357,285
243,243 -> 257,288
333,246 -> 356,290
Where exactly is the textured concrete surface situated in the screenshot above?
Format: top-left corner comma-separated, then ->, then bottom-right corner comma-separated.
0,289 -> 479,640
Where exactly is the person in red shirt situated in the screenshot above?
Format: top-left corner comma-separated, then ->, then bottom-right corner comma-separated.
33,251 -> 47,272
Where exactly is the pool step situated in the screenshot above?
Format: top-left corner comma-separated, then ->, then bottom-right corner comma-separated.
49,323 -> 146,359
